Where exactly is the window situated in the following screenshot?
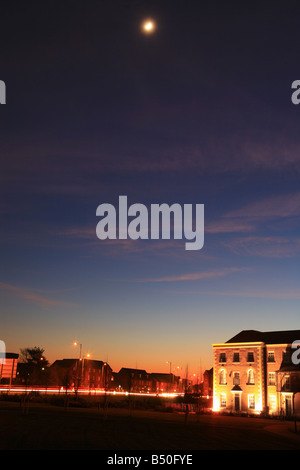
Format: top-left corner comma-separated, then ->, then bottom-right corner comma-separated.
284,375 -> 291,390
268,372 -> 275,386
268,351 -> 275,362
248,395 -> 255,410
247,369 -> 255,385
220,393 -> 226,408
219,369 -> 226,385
233,352 -> 240,362
269,395 -> 277,412
247,352 -> 254,362
233,372 -> 240,385
219,353 -> 226,363
282,351 -> 289,363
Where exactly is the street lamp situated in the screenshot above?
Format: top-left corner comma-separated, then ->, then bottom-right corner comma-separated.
73,341 -> 82,360
73,341 -> 83,390
166,361 -> 173,392
82,353 -> 91,389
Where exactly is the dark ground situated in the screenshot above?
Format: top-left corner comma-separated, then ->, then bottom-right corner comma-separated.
0,402 -> 299,450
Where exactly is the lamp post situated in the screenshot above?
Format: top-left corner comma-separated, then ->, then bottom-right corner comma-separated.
82,353 -> 90,389
73,341 -> 82,360
166,361 -> 172,392
73,341 -> 82,390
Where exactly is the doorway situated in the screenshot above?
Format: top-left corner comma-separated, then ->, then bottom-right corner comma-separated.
234,394 -> 240,412
285,395 -> 292,416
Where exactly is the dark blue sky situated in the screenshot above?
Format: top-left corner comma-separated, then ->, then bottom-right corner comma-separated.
1,1 -> 300,375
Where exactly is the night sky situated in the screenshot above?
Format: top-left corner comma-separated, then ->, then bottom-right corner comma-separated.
1,1 -> 300,376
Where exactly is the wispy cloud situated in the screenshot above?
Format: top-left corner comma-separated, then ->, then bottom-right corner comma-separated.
0,282 -> 78,309
224,192 -> 300,219
2,128 -> 300,198
222,236 -> 300,258
204,288 -> 300,300
137,267 -> 249,283
59,227 -> 212,259
205,219 -> 255,234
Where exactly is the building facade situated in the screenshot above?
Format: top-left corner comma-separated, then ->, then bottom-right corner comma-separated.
49,358 -> 112,390
112,369 -> 182,393
113,368 -> 153,392
203,367 -> 213,397
0,353 -> 19,384
213,330 -> 300,417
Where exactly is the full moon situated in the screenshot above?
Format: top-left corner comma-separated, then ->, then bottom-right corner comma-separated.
141,19 -> 156,34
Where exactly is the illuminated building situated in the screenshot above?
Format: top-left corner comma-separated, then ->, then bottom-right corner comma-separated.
112,369 -> 182,393
49,358 -> 112,390
113,368 -> 153,393
212,330 -> 300,417
0,353 -> 19,384
151,373 -> 181,393
203,368 -> 213,397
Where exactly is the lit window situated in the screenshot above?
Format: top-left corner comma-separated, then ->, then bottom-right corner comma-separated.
219,369 -> 226,385
268,351 -> 275,362
248,394 -> 255,409
247,369 -> 255,385
269,395 -> 277,412
220,393 -> 226,407
268,372 -> 275,386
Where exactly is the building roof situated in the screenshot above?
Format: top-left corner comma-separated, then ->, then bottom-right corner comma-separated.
226,329 -> 300,345
117,368 -> 150,379
278,363 -> 300,372
151,373 -> 179,383
50,359 -> 77,368
50,359 -> 109,370
1,353 -> 19,359
118,368 -> 148,374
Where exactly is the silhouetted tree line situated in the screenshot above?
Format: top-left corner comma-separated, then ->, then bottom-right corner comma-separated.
17,347 -> 50,386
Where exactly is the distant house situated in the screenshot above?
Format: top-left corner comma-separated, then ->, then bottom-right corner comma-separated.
213,329 -> 300,417
113,368 -> 152,392
150,373 -> 181,393
0,353 -> 19,384
49,358 -> 112,389
112,368 -> 183,393
203,367 -> 213,397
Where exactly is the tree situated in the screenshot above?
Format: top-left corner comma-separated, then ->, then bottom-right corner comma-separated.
19,347 -> 49,386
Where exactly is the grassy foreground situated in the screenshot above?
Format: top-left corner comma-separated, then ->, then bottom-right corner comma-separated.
0,396 -> 299,450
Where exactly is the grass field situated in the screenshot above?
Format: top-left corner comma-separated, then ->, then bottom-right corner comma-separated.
0,400 -> 299,450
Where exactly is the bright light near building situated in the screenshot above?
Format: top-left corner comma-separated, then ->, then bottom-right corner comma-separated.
212,395 -> 220,412
256,397 -> 263,413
